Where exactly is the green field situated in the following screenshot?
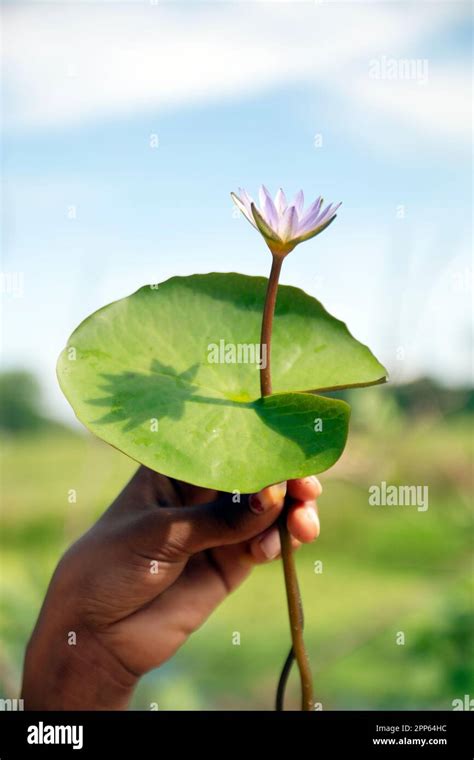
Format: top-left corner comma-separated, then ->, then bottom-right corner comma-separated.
1,388 -> 472,710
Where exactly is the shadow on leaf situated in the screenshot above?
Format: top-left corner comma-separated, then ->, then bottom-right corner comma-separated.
87,358 -> 348,462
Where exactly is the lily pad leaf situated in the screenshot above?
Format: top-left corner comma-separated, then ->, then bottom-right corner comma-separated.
57,273 -> 386,492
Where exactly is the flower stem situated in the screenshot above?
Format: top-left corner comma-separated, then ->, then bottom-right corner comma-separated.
259,253 -> 314,712
259,255 -> 282,397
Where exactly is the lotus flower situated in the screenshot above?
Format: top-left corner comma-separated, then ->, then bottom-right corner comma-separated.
231,185 -> 341,257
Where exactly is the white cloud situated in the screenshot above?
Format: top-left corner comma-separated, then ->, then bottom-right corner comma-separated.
349,65 -> 470,142
3,1 -> 470,141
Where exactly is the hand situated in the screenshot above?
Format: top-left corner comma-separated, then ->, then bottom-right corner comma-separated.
21,466 -> 322,710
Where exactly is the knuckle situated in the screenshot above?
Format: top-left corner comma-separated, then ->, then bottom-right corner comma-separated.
129,510 -> 191,561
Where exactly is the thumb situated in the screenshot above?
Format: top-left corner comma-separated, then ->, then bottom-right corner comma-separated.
135,482 -> 288,559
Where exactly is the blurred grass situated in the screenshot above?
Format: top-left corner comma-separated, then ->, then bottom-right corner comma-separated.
0,390 -> 472,709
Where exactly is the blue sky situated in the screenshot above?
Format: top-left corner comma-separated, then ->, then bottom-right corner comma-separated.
2,0 -> 472,420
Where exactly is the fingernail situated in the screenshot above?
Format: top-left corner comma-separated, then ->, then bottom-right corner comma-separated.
249,494 -> 265,514
306,506 -> 318,525
259,528 -> 281,559
305,506 -> 320,537
249,484 -> 285,514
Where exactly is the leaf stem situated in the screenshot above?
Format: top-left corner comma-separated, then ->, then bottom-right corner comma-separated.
277,505 -> 313,710
259,253 -> 314,712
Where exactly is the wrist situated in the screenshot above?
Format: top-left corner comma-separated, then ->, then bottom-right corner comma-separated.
22,615 -> 138,711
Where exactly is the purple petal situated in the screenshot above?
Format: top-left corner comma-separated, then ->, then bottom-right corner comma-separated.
292,189 -> 305,217
297,218 -> 317,236
294,215 -> 337,244
315,201 -> 341,227
251,202 -> 282,243
238,187 -> 254,216
231,191 -> 257,228
278,205 -> 298,241
298,196 -> 323,230
258,184 -> 278,232
298,201 -> 341,236
274,188 -> 287,216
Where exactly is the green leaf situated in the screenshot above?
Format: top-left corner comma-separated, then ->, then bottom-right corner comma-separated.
57,273 -> 386,492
